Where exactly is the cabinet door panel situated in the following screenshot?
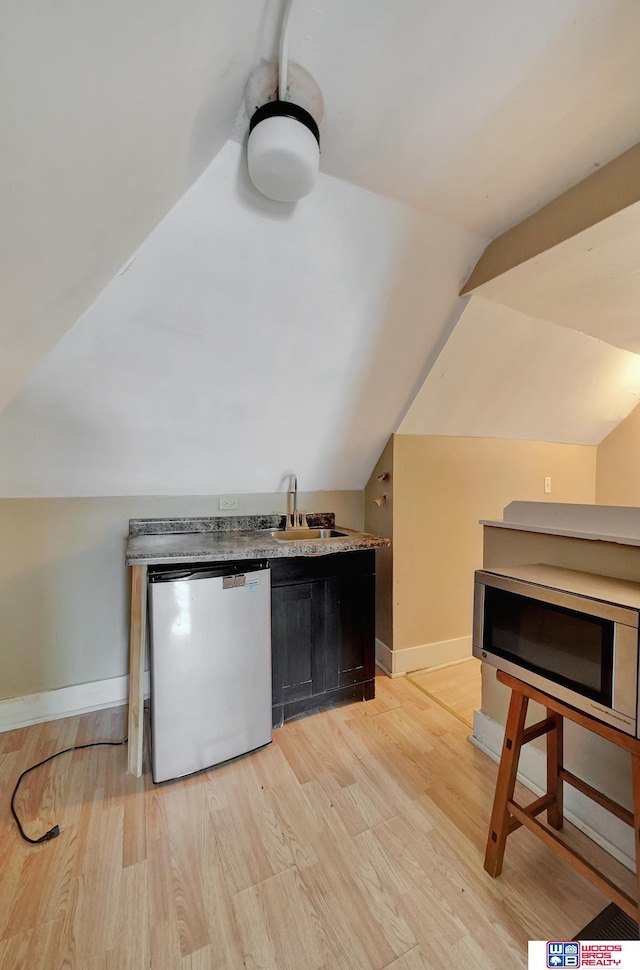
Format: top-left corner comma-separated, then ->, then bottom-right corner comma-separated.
326,573 -> 375,690
271,581 -> 327,705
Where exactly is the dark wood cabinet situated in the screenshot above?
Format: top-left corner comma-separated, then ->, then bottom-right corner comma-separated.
271,579 -> 328,707
270,551 -> 376,727
326,571 -> 376,691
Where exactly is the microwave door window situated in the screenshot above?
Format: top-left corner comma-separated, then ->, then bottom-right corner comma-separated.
483,587 -> 614,705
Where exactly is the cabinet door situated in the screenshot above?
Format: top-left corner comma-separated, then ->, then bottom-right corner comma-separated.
271,580 -> 327,706
326,573 -> 375,690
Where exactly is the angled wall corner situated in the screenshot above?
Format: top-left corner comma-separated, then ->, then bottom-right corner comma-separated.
364,436 -> 394,660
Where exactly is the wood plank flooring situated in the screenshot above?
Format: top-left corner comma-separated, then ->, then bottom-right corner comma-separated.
406,658 -> 482,728
0,671 -> 621,969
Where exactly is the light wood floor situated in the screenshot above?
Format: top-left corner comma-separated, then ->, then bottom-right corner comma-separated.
0,671 -> 623,969
407,657 -> 482,728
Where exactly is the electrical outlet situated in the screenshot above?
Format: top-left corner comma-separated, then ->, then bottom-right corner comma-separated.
219,496 -> 239,511
544,477 -> 551,494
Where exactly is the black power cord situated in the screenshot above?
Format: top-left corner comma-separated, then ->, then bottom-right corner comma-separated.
10,737 -> 128,845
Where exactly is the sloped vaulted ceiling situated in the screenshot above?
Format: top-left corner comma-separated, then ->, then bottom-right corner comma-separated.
0,143 -> 484,496
1,0 -> 266,413
398,296 -> 640,443
3,1 -> 640,496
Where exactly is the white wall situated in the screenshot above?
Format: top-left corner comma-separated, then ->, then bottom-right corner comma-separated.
0,490 -> 362,706
0,141 -> 484,497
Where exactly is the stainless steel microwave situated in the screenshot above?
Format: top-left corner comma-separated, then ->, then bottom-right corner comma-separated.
473,564 -> 640,737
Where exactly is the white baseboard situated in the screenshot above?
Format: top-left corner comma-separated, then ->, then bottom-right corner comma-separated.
471,709 -> 635,872
0,672 -> 150,733
375,635 -> 472,677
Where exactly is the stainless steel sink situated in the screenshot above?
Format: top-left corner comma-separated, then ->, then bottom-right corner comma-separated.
269,528 -> 348,543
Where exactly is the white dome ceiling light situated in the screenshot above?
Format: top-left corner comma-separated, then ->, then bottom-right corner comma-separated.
248,101 -> 319,203
246,0 -> 322,203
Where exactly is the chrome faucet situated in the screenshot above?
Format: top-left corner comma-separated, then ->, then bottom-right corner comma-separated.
287,474 -> 307,529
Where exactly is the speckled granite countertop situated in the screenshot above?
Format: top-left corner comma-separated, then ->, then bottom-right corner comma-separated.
125,513 -> 390,566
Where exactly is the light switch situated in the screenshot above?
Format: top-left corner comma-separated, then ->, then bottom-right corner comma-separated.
544,477 -> 551,494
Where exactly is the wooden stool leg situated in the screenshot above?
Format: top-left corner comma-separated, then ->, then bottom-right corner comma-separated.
631,751 -> 640,927
546,710 -> 564,831
484,688 -> 529,877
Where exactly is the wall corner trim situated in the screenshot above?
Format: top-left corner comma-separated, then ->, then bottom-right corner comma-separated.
375,638 -> 398,677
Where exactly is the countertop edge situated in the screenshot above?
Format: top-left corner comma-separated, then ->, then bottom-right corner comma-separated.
125,529 -> 390,566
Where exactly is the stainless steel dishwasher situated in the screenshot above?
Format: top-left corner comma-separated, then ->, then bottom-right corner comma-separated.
147,560 -> 272,783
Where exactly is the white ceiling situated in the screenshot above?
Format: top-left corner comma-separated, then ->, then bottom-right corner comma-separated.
465,200 -> 640,355
399,297 -> 640,444
3,1 -> 640,495
0,0 -> 265,413
249,0 -> 640,237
